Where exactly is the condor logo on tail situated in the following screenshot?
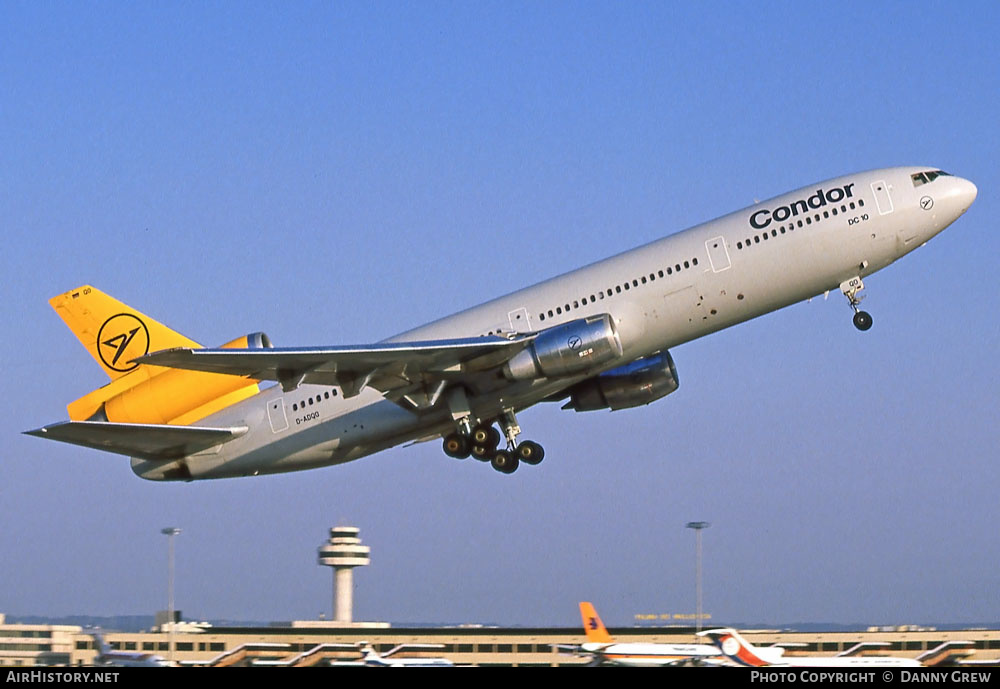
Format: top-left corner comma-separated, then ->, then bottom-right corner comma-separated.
97,314 -> 150,372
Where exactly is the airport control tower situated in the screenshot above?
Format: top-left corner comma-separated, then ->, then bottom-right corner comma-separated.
317,526 -> 371,624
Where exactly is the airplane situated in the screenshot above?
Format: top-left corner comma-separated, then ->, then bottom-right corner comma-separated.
26,167 -> 977,480
91,631 -> 172,667
916,640 -> 977,667
358,642 -> 454,667
699,628 -> 923,667
559,602 -> 724,666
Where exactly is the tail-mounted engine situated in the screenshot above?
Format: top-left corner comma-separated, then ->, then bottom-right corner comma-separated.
561,351 -> 679,412
72,333 -> 273,425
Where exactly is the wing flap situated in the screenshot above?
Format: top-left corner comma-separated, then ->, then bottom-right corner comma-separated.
137,336 -> 531,397
24,421 -> 247,461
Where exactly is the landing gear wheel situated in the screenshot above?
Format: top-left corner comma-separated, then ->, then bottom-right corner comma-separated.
471,424 -> 500,449
853,310 -> 873,331
491,449 -> 519,474
443,433 -> 470,459
515,440 -> 545,465
840,276 -> 873,332
471,444 -> 495,461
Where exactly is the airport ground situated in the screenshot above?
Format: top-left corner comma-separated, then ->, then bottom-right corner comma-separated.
3,613 -> 999,667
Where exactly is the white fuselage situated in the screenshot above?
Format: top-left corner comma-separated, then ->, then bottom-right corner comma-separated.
583,641 -> 721,667
131,167 -> 976,480
776,656 -> 922,668
707,630 -> 924,667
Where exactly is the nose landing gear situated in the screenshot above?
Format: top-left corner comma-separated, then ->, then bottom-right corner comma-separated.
852,311 -> 873,331
840,276 -> 873,331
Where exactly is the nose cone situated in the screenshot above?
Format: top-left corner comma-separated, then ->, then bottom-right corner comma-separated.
956,176 -> 978,211
937,174 -> 977,223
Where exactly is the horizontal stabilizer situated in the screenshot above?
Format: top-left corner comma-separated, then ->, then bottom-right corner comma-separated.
24,421 -> 247,461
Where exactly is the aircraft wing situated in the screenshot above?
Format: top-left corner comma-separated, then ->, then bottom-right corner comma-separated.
380,643 -> 446,657
24,421 -> 247,461
137,335 -> 533,398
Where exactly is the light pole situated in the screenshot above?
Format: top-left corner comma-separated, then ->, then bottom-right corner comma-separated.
161,527 -> 181,663
685,521 -> 710,637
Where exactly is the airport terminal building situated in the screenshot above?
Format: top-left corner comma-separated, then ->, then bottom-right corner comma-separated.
2,613 -> 999,667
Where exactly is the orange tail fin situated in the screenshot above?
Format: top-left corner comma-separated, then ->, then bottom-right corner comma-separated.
579,602 -> 615,644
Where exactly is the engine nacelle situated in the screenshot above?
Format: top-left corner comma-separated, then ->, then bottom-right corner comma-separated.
504,315 -> 623,380
562,351 -> 679,412
98,332 -> 273,425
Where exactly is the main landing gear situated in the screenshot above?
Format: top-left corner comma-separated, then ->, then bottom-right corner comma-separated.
441,409 -> 545,475
840,276 -> 873,332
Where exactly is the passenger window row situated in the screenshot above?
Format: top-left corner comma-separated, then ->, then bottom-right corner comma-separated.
736,199 -> 864,250
536,256 -> 700,323
291,389 -> 338,412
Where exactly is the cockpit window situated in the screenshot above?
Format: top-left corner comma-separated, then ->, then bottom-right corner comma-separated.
912,170 -> 951,187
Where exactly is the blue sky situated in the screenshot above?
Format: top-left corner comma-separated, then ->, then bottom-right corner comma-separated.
2,1 -> 998,627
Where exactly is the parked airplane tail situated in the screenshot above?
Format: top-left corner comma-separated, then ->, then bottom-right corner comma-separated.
50,285 -> 266,425
579,602 -> 615,644
697,628 -> 781,667
91,631 -> 111,656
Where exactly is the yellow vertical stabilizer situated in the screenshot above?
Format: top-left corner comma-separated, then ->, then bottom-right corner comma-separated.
50,285 -> 201,380
52,286 -> 261,425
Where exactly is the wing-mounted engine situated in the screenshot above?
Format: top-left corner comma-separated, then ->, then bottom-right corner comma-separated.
503,314 -> 623,380
561,351 -> 679,412
70,333 -> 273,425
